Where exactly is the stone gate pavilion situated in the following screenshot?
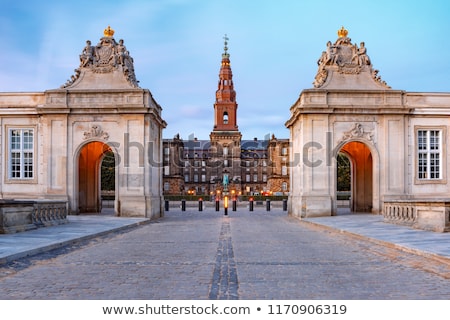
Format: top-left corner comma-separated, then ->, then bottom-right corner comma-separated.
286,27 -> 450,232
0,27 -> 166,219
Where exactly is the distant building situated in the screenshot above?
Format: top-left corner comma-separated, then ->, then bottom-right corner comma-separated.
163,37 -> 289,197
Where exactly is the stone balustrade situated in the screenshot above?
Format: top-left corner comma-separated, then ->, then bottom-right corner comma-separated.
0,199 -> 68,234
383,202 -> 416,226
383,200 -> 450,232
32,200 -> 68,227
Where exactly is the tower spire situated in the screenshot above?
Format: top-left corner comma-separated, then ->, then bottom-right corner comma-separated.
213,35 -> 238,131
223,34 -> 229,58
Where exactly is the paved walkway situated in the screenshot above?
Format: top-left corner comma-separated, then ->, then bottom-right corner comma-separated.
0,215 -> 149,264
0,207 -> 449,299
1,207 -> 449,265
303,213 -> 450,262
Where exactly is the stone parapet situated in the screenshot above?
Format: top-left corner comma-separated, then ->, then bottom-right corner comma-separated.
0,199 -> 68,234
33,200 -> 68,227
0,200 -> 36,234
383,200 -> 450,232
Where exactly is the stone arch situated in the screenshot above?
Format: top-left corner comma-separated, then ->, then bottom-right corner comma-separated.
75,140 -> 116,214
333,139 -> 380,214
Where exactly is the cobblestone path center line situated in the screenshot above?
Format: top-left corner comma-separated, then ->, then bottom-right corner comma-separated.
208,217 -> 239,300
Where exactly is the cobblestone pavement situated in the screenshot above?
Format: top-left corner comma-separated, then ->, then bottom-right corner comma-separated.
0,208 -> 449,299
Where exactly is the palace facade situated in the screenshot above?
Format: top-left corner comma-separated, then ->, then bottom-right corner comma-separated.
162,38 -> 290,197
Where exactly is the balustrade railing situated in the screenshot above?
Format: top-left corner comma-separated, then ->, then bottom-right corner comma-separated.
383,203 -> 416,226
383,200 -> 450,232
32,200 -> 68,227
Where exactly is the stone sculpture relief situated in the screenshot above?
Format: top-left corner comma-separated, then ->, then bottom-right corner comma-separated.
83,125 -> 109,140
314,27 -> 390,89
339,122 -> 374,144
62,26 -> 139,88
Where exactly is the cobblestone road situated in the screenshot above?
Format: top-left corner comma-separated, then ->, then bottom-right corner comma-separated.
0,209 -> 449,299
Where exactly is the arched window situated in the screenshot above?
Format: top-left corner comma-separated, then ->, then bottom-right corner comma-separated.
223,112 -> 229,124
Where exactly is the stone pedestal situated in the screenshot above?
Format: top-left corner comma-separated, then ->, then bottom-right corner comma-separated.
0,200 -> 36,234
415,202 -> 450,232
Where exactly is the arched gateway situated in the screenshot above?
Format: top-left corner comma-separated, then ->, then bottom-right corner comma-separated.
286,27 -> 450,231
0,26 -> 166,220
77,141 -> 113,213
61,26 -> 167,217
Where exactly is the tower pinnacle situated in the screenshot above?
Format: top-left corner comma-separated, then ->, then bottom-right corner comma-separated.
213,35 -> 238,131
223,34 -> 229,58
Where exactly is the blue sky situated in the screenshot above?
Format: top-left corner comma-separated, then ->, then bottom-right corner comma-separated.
1,0 -> 450,139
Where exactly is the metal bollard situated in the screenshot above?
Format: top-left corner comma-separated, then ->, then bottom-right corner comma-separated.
283,199 -> 287,211
181,199 -> 186,211
266,199 -> 271,211
215,198 -> 220,211
249,197 -> 254,211
165,200 -> 169,211
232,199 -> 237,211
198,198 -> 203,211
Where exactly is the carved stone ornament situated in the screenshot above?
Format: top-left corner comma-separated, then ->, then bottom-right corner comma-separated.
61,26 -> 140,88
83,125 -> 109,140
313,27 -> 390,89
339,122 -> 374,144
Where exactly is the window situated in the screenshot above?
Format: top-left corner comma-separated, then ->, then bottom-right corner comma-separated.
262,174 -> 267,182
281,147 -> 288,155
223,112 -> 229,124
282,182 -> 288,191
9,128 -> 34,179
194,174 -> 199,182
223,146 -> 228,156
164,182 -> 170,191
253,174 -> 258,182
282,165 -> 287,176
184,174 -> 189,182
164,166 -> 170,175
417,130 -> 442,180
246,174 -> 250,182
201,174 -> 206,182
